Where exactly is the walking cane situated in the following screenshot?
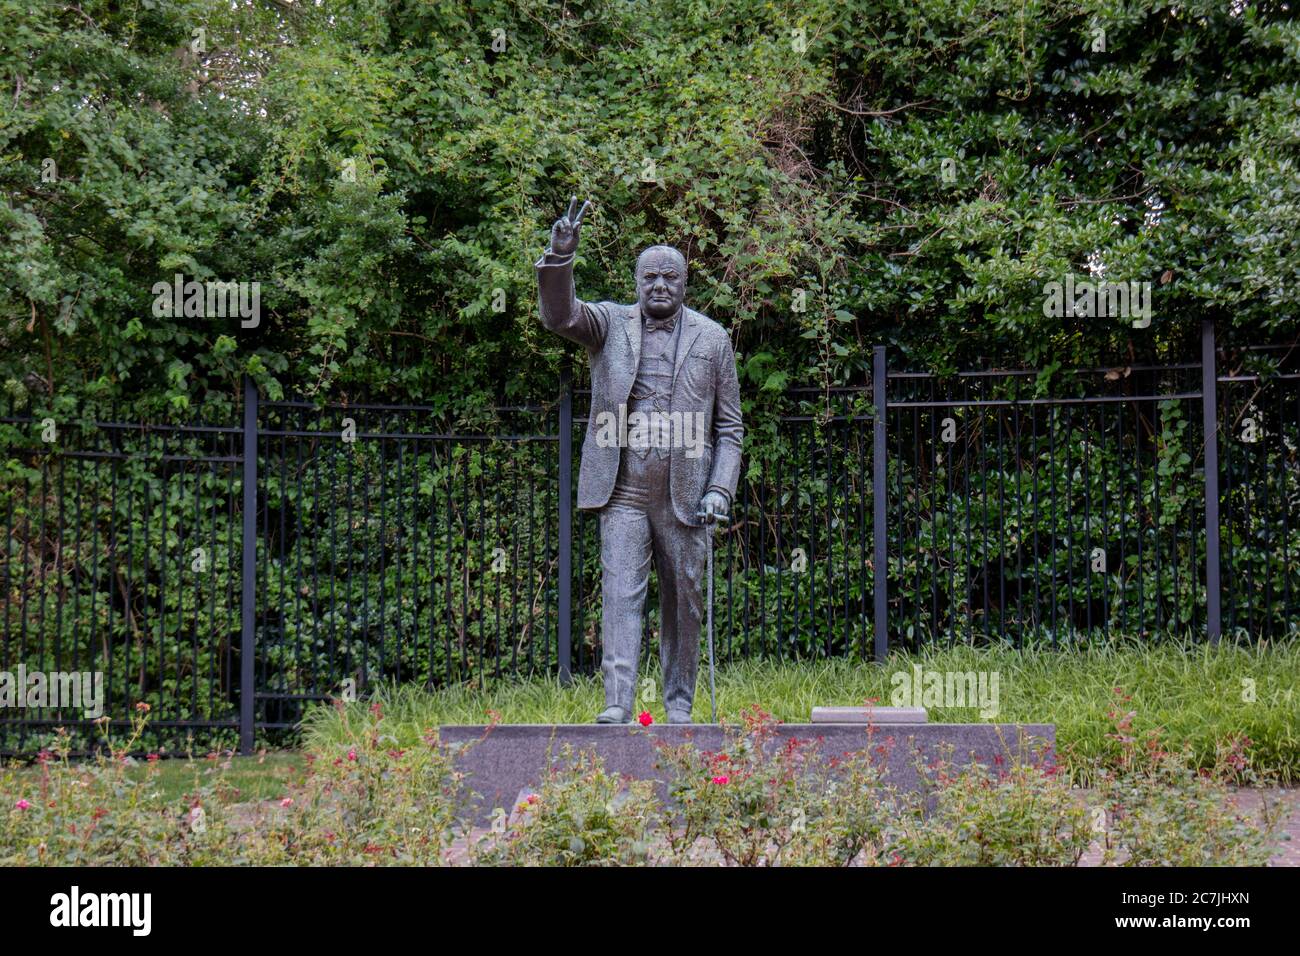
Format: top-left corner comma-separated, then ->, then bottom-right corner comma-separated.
698,508 -> 726,724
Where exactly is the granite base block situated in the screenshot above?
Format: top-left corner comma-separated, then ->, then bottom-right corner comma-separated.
439,722 -> 1055,825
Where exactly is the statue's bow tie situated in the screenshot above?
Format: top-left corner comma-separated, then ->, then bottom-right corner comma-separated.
644,316 -> 675,333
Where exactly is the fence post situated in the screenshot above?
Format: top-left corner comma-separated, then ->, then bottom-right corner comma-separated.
557,369 -> 573,684
872,346 -> 888,662
240,375 -> 258,754
1201,319 -> 1222,644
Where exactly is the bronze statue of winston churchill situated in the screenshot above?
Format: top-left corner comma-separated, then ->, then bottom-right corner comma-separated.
536,198 -> 743,724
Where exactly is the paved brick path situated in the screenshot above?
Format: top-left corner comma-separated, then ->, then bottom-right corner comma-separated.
1255,788 -> 1297,867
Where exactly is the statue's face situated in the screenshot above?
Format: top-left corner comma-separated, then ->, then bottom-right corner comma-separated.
636,247 -> 686,320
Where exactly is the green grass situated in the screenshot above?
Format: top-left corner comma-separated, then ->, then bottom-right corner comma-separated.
302,640 -> 1300,785
7,752 -> 309,806
146,752 -> 308,803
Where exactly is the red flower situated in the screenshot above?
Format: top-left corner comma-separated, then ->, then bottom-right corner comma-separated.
638,711 -> 654,727
711,775 -> 730,785
346,748 -> 357,762
135,701 -> 151,713
147,753 -> 160,763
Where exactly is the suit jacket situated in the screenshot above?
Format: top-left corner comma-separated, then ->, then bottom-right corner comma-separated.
536,250 -> 743,527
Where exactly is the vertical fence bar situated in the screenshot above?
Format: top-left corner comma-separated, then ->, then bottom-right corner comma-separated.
872,346 -> 888,661
1202,318 -> 1222,644
240,375 -> 258,754
557,369 -> 573,684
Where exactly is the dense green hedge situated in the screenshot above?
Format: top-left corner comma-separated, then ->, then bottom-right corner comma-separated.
3,0 -> 1298,421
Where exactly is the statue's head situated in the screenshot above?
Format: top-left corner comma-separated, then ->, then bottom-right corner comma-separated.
635,245 -> 687,321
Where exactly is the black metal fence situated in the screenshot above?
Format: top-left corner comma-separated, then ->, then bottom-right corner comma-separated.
2,321 -> 1297,754
882,361 -> 1212,645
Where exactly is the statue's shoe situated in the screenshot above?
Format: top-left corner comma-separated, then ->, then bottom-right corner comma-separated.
595,706 -> 631,724
666,710 -> 693,725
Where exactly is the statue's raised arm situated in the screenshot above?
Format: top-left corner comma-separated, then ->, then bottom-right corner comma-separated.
535,195 -> 606,350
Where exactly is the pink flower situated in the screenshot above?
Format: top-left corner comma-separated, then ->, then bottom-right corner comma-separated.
638,711 -> 654,727
347,748 -> 357,762
14,799 -> 31,810
135,701 -> 151,713
711,775 -> 729,786
279,798 -> 293,808
147,753 -> 160,763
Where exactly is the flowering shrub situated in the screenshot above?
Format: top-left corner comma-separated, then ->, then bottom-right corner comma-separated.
239,701 -> 471,865
655,706 -> 901,866
1095,692 -> 1282,867
0,707 -> 236,866
472,746 -> 660,867
1,700 -> 471,866
892,741 -> 1093,867
0,695 -> 1286,867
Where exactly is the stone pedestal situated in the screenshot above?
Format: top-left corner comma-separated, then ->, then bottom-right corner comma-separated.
440,722 -> 1055,824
